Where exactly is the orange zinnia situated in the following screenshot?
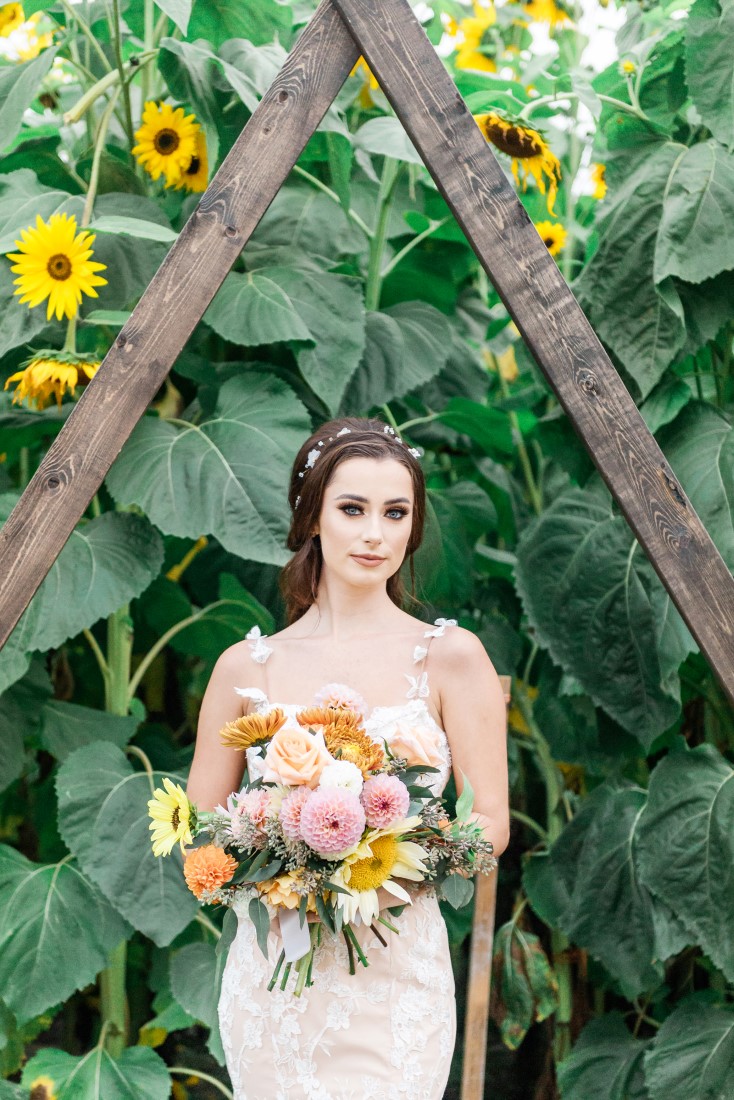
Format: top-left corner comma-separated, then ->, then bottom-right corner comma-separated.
183,845 -> 237,900
219,708 -> 286,751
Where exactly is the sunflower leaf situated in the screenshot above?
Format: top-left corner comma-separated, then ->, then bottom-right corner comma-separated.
20,1044 -> 171,1099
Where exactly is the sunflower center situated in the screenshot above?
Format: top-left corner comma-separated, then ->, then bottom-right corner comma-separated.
46,253 -> 72,281
172,807 -> 180,830
154,128 -> 180,156
348,835 -> 398,892
485,120 -> 543,159
185,156 -> 200,177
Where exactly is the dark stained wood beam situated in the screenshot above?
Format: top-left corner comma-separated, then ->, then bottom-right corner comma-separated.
331,0 -> 734,707
0,2 -> 359,645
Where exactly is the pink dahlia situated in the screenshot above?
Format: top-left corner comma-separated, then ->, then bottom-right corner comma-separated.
361,773 -> 410,829
314,682 -> 368,721
299,787 -> 366,858
235,787 -> 271,829
280,786 -> 312,841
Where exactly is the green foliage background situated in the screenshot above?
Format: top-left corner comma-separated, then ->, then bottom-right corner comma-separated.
1,0 -> 733,1096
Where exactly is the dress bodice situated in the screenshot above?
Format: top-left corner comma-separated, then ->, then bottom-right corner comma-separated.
233,618 -> 458,796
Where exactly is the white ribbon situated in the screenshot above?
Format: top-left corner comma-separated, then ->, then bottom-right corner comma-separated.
278,907 -> 312,962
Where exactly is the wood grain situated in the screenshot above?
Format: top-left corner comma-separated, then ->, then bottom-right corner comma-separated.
331,0 -> 734,707
0,2 -> 359,646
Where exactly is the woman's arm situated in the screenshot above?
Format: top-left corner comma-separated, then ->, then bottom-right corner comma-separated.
437,628 -> 510,858
186,645 -> 251,812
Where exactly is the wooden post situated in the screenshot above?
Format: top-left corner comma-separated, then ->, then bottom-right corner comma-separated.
329,0 -> 734,707
0,1 -> 359,644
461,675 -> 510,1100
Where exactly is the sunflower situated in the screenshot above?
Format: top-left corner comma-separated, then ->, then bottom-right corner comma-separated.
15,11 -> 53,61
29,1077 -> 57,1100
453,2 -> 497,73
7,212 -> 107,321
332,818 -> 429,924
4,351 -> 100,410
350,57 -> 381,109
132,100 -> 200,187
147,777 -> 194,857
534,219 -> 567,256
590,162 -> 606,200
520,0 -> 573,29
474,111 -> 561,216
174,128 -> 208,193
183,844 -> 237,899
219,708 -> 286,751
0,3 -> 23,36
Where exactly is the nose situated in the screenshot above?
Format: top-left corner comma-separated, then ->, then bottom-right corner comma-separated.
362,510 -> 384,545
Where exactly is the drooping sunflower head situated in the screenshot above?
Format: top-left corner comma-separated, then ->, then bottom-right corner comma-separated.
7,212 -> 108,321
321,724 -> 387,778
534,219 -> 567,257
590,162 -> 606,200
147,776 -> 194,857
349,56 -> 381,109
0,3 -> 24,36
219,708 -> 286,751
174,128 -> 208,193
132,100 -> 200,187
4,350 -> 100,410
29,1077 -> 57,1100
474,111 -> 561,216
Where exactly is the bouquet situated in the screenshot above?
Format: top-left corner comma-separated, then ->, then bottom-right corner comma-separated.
147,695 -> 496,996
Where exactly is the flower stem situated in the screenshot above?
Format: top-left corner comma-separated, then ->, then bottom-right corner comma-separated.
59,0 -> 113,73
493,351 -> 543,514
291,165 -> 372,239
62,315 -> 77,355
365,157 -> 400,312
380,216 -> 451,279
82,86 -> 121,228
109,0 -> 135,151
169,1068 -> 234,1099
268,948 -> 286,991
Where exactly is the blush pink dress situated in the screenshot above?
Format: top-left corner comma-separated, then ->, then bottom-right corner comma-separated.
217,620 -> 458,1100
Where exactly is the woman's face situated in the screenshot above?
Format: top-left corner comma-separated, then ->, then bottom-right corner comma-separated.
316,457 -> 415,587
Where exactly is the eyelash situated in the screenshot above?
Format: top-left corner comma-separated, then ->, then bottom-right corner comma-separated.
339,503 -> 409,521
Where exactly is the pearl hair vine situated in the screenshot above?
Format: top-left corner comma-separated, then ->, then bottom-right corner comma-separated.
293,425 -> 423,509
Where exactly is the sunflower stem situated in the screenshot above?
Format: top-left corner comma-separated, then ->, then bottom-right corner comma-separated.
109,0 -> 135,152
142,0 -> 155,104
58,0 -> 113,74
493,351 -> 543,514
268,948 -> 286,991
280,960 -> 292,991
82,85 -> 121,228
62,314 -> 77,355
127,599 -> 230,702
380,215 -> 451,280
343,923 -> 369,968
365,157 -> 401,311
291,165 -> 372,240
343,928 -> 356,974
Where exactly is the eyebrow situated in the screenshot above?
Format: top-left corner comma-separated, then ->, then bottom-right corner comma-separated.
335,493 -> 412,505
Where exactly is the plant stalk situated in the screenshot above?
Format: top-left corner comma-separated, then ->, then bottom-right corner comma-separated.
365,157 -> 400,312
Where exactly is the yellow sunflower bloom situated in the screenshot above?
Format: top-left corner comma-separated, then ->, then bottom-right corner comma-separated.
350,56 -> 381,109
14,12 -> 53,61
29,1076 -> 57,1100
534,219 -> 567,256
454,2 -> 497,73
590,162 -> 606,200
147,776 -> 194,857
332,816 -> 429,925
4,351 -> 100,410
0,3 -> 23,36
474,111 -> 561,216
7,212 -> 107,321
521,0 -> 574,29
174,128 -> 208,192
132,101 -> 200,187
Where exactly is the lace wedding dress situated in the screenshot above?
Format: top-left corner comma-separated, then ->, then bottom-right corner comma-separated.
217,620 -> 458,1100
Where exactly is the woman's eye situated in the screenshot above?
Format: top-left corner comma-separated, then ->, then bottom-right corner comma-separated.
339,504 -> 408,519
341,504 -> 362,515
387,509 -> 408,520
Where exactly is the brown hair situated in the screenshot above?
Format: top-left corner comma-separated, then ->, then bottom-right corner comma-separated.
279,417 -> 426,624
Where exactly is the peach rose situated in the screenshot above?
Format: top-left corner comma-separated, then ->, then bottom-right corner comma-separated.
387,723 -> 445,769
261,724 -> 334,788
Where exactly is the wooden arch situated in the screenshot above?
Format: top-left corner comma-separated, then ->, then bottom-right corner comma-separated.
0,0 -> 733,709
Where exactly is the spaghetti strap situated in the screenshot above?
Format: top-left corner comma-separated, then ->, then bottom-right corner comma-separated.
404,618 -> 457,701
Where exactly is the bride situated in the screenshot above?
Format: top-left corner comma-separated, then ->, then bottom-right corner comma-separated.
186,416 -> 509,1099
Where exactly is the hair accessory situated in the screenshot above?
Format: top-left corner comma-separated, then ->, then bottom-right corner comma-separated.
294,425 -> 421,508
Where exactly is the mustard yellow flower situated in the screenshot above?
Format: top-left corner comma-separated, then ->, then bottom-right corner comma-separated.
534,219 -> 567,256
454,1 -> 497,73
0,3 -> 23,36
132,101 -> 200,187
7,212 -> 107,321
4,352 -> 100,410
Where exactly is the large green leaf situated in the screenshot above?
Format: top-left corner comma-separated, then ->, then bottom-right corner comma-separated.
155,0 -> 192,34
85,193 -> 171,312
250,183 -> 366,260
0,259 -> 60,358
21,1044 -> 171,1100
548,783 -> 666,999
186,0 -> 292,48
354,117 -> 423,165
575,142 -> 687,399
0,47 -> 58,152
0,170 -> 82,253
39,701 -> 137,763
340,302 -> 451,414
557,1012 -> 651,1100
0,509 -> 163,695
56,741 -> 199,946
655,141 -> 734,285
0,845 -> 130,1023
637,744 -> 734,981
169,914 -> 236,1066
514,483 -> 684,745
203,270 -> 313,347
218,38 -> 287,111
0,660 -> 52,793
106,373 -> 310,565
685,0 -> 734,150
643,999 -> 734,1100
490,923 -> 558,1050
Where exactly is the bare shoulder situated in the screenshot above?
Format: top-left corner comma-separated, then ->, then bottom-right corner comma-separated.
436,625 -> 495,671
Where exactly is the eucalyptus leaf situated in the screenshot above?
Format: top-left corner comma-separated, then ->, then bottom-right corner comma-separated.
20,1045 -> 171,1100
0,845 -> 130,1023
55,741 -> 199,946
249,895 -> 271,960
106,373 -> 310,566
637,744 -> 734,981
441,873 -> 474,909
643,999 -> 734,1100
557,1012 -> 651,1100
455,770 -> 475,821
